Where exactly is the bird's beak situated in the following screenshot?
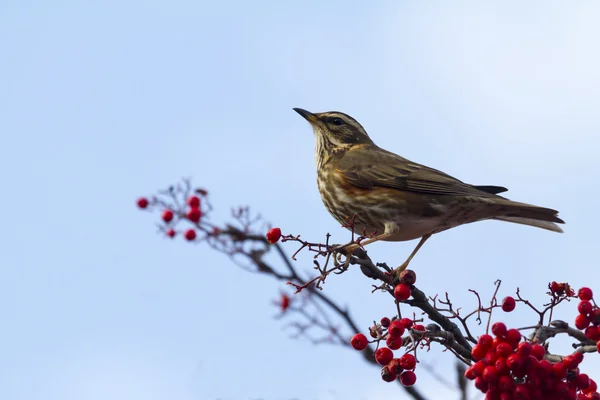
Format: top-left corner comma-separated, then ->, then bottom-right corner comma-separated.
293,108 -> 318,124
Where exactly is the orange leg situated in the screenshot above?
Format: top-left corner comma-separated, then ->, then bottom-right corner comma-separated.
395,234 -> 431,273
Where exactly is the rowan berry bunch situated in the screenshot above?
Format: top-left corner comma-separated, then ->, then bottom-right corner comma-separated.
350,315 -> 423,387
465,318 -> 596,400
136,180 -> 210,242
136,180 -> 266,253
347,276 -> 600,399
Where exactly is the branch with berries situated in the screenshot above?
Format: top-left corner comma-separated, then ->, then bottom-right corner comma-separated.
137,180 -> 600,400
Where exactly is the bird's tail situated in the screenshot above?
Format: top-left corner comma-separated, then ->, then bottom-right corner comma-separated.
492,201 -> 564,233
493,216 -> 563,233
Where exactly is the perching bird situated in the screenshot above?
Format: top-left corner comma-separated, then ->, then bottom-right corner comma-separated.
293,108 -> 564,272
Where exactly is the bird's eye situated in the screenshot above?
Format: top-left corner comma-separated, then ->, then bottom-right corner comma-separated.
331,117 -> 344,126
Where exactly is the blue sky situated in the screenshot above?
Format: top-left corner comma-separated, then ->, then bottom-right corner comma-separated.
1,1 -> 599,399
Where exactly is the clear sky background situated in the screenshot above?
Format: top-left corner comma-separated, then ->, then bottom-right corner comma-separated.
1,1 -> 599,399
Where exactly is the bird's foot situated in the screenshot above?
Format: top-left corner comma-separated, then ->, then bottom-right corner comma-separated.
343,243 -> 360,256
332,243 -> 361,268
392,261 -> 410,279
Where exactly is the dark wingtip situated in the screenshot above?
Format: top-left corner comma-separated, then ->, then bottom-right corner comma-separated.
473,185 -> 509,195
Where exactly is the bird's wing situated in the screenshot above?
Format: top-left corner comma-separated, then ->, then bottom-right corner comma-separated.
337,146 -> 507,197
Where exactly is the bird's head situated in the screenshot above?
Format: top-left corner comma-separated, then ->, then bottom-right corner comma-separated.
293,108 -> 373,163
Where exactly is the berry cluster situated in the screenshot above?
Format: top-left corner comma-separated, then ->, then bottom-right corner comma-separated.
465,321 -> 598,399
575,288 -> 600,354
349,278 -> 600,398
137,192 -> 206,241
351,315 -> 425,387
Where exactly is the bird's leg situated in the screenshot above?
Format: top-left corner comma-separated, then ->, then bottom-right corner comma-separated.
339,222 -> 399,267
394,233 -> 432,273
342,231 -> 393,255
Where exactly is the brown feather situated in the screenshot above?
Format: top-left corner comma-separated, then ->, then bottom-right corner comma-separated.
337,145 -> 503,197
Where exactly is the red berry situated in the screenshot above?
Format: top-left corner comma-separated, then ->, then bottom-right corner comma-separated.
380,365 -> 397,382
584,379 -> 598,394
187,208 -> 202,223
350,333 -> 368,350
394,283 -> 411,301
187,196 -> 200,208
166,228 -> 176,238
380,317 -> 391,328
399,370 -> 417,387
495,357 -> 509,375
388,320 -> 406,338
399,318 -> 413,329
524,355 -> 538,376
575,314 -> 591,330
498,374 -> 515,391
562,354 -> 579,369
472,360 -> 486,377
506,353 -> 525,372
375,347 -> 394,365
514,384 -> 530,399
579,287 -> 594,301
398,353 -> 416,370
485,350 -> 497,365
517,341 -> 532,357
552,362 -> 567,379
266,227 -> 282,244
553,380 -> 569,396
280,294 -> 290,312
492,322 -> 507,338
137,197 -> 149,208
162,209 -> 174,222
579,300 -> 593,315
474,376 -> 488,393
502,296 -> 516,312
386,335 -> 402,350
184,229 -> 196,241
531,343 -> 546,360
592,309 -> 600,326
496,342 -> 513,358
577,374 -> 591,390
538,360 -> 553,376
482,366 -> 499,383
398,269 -> 416,285
585,326 -> 600,341
565,388 -> 577,400
492,337 -> 504,349
478,334 -> 494,350
411,324 -> 425,331
573,351 -> 584,364
505,328 -> 521,347
464,366 -> 477,380
471,344 -> 487,361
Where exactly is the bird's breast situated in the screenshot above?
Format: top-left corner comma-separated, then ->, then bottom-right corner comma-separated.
316,167 -> 398,233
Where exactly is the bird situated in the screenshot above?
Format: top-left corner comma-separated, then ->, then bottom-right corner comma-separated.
293,108 -> 564,273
